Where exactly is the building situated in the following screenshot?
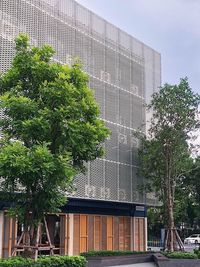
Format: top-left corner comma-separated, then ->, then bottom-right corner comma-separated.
0,0 -> 161,257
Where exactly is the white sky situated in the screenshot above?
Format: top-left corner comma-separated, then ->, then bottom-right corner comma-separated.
76,0 -> 200,94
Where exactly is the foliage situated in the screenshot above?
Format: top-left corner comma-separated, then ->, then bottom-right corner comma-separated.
138,78 -> 200,250
0,256 -> 86,267
0,256 -> 32,267
162,251 -> 198,259
0,33 -> 110,240
193,248 -> 200,259
80,250 -> 152,257
174,185 -> 197,228
181,157 -> 200,228
147,207 -> 164,239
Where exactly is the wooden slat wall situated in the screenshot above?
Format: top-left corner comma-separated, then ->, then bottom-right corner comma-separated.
88,215 -> 94,251
139,218 -> 144,251
134,217 -> 145,251
102,216 -> 107,250
113,216 -> 119,250
60,214 -> 68,255
80,215 -> 87,253
134,218 -> 139,251
119,217 -> 131,251
72,214 -> 146,255
94,216 -> 101,250
2,214 -> 17,258
125,217 -> 131,250
107,216 -> 113,250
0,213 -> 146,257
119,217 -> 125,250
73,214 -> 80,255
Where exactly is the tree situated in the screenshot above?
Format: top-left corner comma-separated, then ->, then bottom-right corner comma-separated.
138,78 -> 200,251
0,34 -> 110,255
183,157 -> 200,228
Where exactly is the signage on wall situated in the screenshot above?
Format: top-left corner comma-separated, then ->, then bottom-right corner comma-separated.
135,205 -> 145,211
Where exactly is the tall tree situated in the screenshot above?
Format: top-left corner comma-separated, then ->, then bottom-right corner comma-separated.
138,78 -> 200,251
0,34 -> 110,253
183,157 -> 200,227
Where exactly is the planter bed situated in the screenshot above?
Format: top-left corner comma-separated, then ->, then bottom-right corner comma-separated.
154,253 -> 200,267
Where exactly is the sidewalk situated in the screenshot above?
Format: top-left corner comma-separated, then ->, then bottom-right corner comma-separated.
109,263 -> 157,267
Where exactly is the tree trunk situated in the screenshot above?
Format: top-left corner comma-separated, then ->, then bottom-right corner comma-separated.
168,187 -> 175,251
165,154 -> 175,251
22,209 -> 40,258
164,157 -> 184,251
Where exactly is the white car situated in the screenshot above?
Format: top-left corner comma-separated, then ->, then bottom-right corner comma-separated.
184,234 -> 200,244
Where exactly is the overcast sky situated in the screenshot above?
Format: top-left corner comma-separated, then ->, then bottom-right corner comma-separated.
76,0 -> 200,94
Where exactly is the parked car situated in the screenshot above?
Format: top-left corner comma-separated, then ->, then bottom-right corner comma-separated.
184,234 -> 200,244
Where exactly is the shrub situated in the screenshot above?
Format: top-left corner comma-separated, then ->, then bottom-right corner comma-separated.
80,250 -> 151,257
35,256 -> 86,267
162,252 -> 198,259
0,256 -> 33,267
193,249 -> 200,259
0,255 -> 86,267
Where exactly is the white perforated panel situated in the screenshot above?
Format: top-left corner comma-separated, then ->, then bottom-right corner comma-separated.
0,0 -> 161,205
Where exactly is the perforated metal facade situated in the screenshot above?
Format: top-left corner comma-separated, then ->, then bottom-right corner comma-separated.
0,0 -> 161,205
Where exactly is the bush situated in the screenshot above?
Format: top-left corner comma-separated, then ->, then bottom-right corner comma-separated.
162,252 -> 198,259
194,249 -> 200,259
0,256 -> 33,267
0,255 -> 86,267
36,256 -> 86,267
80,250 -> 151,257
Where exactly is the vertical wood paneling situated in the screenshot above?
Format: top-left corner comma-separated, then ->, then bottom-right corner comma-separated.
118,217 -> 131,251
0,211 -> 146,257
130,217 -> 134,251
107,216 -> 113,250
139,218 -> 144,251
73,215 -> 80,255
102,216 -> 107,250
2,214 -> 17,258
94,216 -> 101,250
133,217 -> 146,251
113,216 -> 119,250
119,217 -> 124,250
134,218 -> 139,251
80,215 -> 87,253
124,217 -> 131,250
88,215 -> 94,251
60,214 -> 68,255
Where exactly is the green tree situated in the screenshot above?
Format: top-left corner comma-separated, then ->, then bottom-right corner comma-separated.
139,78 -> 200,251
183,157 -> 200,228
0,34 -> 110,251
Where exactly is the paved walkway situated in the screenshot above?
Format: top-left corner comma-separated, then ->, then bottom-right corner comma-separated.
109,263 -> 157,267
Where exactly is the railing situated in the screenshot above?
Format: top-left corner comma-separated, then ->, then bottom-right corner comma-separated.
148,239 -> 164,248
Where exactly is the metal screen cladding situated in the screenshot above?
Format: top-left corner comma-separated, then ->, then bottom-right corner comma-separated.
0,0 -> 161,205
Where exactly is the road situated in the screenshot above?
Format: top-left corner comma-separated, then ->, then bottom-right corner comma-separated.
184,244 -> 199,252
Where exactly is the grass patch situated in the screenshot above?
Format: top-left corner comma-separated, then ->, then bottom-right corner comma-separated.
80,250 -> 152,257
162,251 -> 198,259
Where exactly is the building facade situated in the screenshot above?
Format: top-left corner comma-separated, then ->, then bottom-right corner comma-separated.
0,0 -> 161,257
